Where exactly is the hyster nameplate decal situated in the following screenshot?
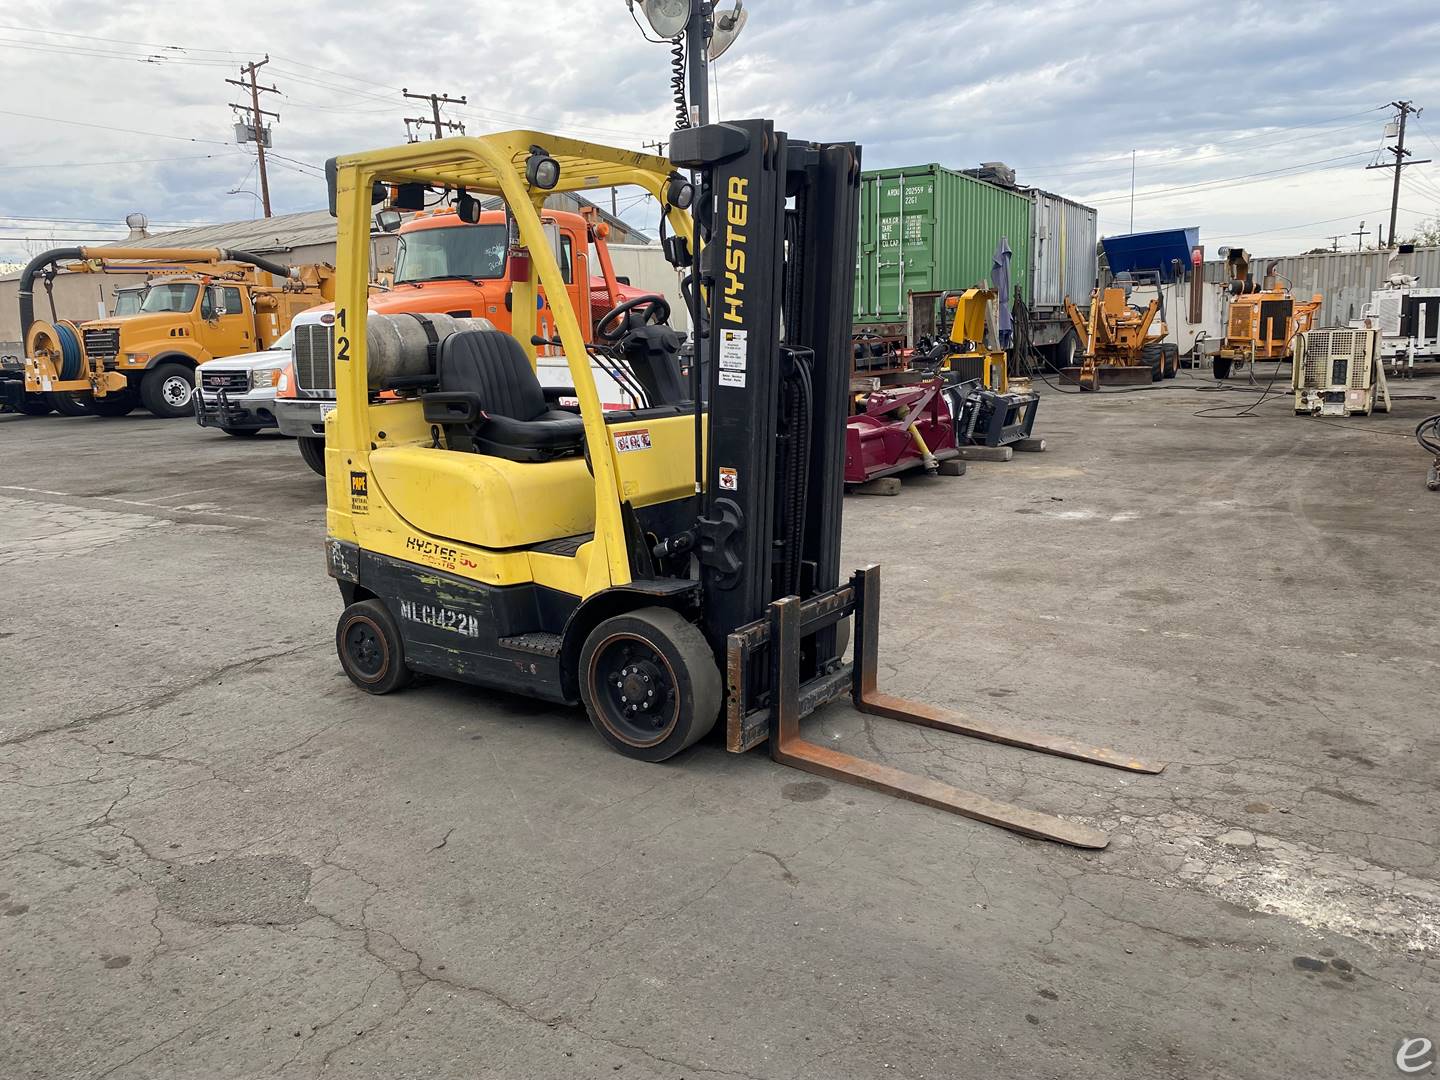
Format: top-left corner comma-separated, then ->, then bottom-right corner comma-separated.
399,599 -> 480,638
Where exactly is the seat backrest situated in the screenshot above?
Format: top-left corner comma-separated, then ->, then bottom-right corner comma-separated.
437,330 -> 546,421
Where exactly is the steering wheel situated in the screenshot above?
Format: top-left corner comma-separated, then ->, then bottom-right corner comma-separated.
596,293 -> 671,344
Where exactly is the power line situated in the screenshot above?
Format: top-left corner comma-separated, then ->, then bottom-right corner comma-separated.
0,154 -> 222,171
1079,152 -> 1374,205
0,108 -> 231,145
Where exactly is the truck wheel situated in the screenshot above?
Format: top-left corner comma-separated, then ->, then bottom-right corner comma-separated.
336,599 -> 412,694
15,395 -> 51,416
1213,355 -> 1233,381
47,392 -> 93,417
140,362 -> 195,418
298,436 -> 326,476
579,606 -> 720,762
1051,330 -> 1079,372
91,388 -> 138,417
1141,342 -> 1163,382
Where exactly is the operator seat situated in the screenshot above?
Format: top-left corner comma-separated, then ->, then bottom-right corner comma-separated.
422,330 -> 585,463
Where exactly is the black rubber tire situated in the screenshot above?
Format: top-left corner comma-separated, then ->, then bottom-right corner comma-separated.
221,426 -> 260,437
336,599 -> 412,695
1161,343 -> 1179,380
1141,342 -> 1163,382
579,606 -> 720,762
1050,330 -> 1079,372
140,361 -> 195,418
90,388 -> 138,417
1213,355 -> 1233,381
14,395 -> 51,416
47,392 -> 93,416
298,436 -> 326,476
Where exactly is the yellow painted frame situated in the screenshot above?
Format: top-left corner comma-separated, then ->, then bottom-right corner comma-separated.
328,130 -> 693,591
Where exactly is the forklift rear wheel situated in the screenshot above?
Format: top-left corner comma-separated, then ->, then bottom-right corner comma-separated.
140,362 -> 195,418
298,436 -> 326,476
1213,355 -> 1233,380
47,392 -> 93,417
580,607 -> 720,762
336,599 -> 412,695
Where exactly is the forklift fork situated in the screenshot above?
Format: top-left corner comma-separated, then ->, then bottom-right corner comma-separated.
731,565 -> 1164,849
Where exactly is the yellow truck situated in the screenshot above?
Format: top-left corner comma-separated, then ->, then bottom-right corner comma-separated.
8,247 -> 333,417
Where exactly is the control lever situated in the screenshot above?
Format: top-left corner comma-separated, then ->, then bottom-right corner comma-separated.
530,334 -> 562,347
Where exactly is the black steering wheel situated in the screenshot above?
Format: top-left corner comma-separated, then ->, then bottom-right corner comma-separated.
596,293 -> 671,344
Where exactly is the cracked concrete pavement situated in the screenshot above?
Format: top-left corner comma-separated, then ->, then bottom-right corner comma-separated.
1,371 -> 1437,1079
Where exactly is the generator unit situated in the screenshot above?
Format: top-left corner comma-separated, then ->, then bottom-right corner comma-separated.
1360,276 -> 1440,376
1292,327 -> 1389,416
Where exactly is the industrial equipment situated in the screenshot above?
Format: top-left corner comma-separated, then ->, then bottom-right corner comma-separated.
320,126 -> 1161,849
1359,275 -> 1440,376
1292,326 -> 1390,416
1417,413 -> 1440,491
844,377 -> 958,484
1214,248 -> 1321,380
8,248 -> 333,418
1063,277 -> 1179,390
919,288 -> 1040,447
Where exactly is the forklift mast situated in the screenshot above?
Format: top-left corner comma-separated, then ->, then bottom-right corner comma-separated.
671,119 -> 859,658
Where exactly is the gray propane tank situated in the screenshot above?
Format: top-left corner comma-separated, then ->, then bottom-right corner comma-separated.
363,312 -> 496,388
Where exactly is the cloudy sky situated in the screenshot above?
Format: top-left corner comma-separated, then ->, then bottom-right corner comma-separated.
3,0 -> 1439,265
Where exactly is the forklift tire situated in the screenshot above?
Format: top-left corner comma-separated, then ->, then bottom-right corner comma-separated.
336,599 -> 412,695
298,436 -> 327,477
91,389 -> 138,417
1213,355 -> 1233,381
47,392 -> 93,417
140,362 -> 196,418
14,395 -> 51,416
579,607 -> 720,762
1142,342 -> 1163,382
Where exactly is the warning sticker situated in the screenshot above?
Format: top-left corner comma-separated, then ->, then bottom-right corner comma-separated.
718,369 -> 746,388
719,328 -> 747,371
613,428 -> 652,453
718,467 -> 738,491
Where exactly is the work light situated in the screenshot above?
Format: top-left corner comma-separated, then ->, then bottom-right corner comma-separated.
633,0 -> 689,38
665,173 -> 694,210
526,147 -> 561,190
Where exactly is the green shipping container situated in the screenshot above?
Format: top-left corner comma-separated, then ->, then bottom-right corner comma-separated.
854,164 -> 1031,327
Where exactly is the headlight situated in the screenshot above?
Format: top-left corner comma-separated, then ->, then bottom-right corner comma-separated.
251,368 -> 278,388
276,370 -> 290,394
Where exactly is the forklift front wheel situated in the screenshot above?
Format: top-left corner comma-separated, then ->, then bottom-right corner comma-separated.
336,600 -> 412,695
579,607 -> 720,762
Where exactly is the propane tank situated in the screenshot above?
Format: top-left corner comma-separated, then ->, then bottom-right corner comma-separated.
362,313 -> 496,388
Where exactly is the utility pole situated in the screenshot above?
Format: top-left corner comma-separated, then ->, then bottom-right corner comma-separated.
1326,234 -> 1344,252
1367,100 -> 1429,249
642,139 -> 668,156
1353,220 -> 1370,251
402,88 -> 467,141
227,57 -> 278,218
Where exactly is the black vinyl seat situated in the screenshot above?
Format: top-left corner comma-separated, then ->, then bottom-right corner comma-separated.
422,330 -> 585,463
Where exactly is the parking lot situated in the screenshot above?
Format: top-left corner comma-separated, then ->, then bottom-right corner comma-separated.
2,375 -> 1437,1079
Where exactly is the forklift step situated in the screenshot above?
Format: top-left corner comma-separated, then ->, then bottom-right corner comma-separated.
956,445 -> 1013,462
497,632 -> 563,657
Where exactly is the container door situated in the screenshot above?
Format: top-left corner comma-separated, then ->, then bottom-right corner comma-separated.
873,173 -> 935,323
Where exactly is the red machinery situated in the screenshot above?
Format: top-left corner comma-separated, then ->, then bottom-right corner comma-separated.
844,376 -> 958,484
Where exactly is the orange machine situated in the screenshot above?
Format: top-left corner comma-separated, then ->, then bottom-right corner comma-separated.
1063,281 -> 1177,390
1214,250 -> 1321,379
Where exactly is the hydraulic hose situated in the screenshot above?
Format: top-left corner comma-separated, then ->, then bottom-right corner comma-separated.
19,245 -> 295,340
17,247 -> 83,342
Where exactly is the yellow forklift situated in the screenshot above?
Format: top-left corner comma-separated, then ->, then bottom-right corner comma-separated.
321,124 -> 1162,848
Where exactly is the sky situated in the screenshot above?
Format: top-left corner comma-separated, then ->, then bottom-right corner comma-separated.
3,0 -> 1440,266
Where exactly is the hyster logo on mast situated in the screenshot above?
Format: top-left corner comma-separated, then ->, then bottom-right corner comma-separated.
721,177 -> 748,324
